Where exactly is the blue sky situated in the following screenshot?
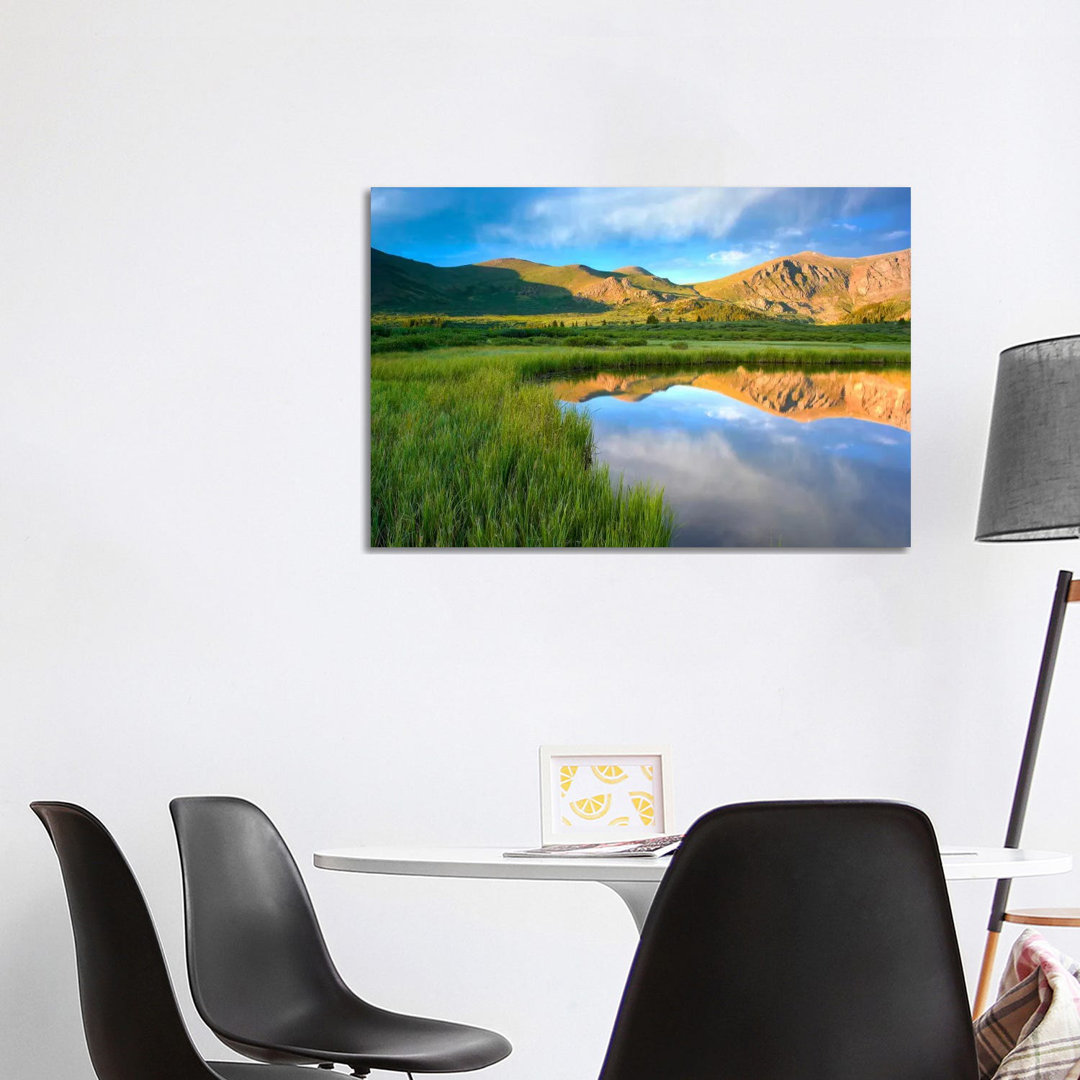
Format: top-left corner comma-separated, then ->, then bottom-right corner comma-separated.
371,187 -> 910,284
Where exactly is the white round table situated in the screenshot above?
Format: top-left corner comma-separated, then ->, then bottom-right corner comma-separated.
314,845 -> 1073,933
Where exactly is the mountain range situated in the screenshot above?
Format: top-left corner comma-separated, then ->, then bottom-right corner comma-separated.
549,368 -> 911,430
371,247 -> 911,324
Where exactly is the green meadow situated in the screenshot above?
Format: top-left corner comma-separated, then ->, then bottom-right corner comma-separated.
370,318 -> 911,548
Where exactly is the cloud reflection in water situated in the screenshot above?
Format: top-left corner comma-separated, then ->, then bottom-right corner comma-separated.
560,384 -> 910,548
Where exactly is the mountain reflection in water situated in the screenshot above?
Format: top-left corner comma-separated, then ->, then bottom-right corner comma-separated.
553,369 -> 911,548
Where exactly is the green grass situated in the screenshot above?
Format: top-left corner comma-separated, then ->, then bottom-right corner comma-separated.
371,316 -> 910,355
371,336 -> 910,548
371,355 -> 673,547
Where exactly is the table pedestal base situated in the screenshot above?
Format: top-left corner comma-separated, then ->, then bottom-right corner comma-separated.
601,881 -> 659,935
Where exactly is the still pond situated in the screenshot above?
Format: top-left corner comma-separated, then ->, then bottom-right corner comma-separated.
552,368 -> 911,548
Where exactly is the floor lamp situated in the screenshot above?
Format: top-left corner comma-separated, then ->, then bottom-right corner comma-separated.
972,334 -> 1080,1018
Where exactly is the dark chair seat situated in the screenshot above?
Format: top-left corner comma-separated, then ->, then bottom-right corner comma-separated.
170,796 -> 510,1075
217,1001 -> 511,1073
208,1067 -> 323,1080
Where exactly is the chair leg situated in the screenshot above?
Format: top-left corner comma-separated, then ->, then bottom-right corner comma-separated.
973,928 -> 1001,1019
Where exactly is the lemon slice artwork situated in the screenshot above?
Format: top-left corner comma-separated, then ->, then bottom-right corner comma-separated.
569,793 -> 612,821
591,764 -> 628,785
559,764 -> 578,794
630,791 -> 655,827
609,816 -> 630,827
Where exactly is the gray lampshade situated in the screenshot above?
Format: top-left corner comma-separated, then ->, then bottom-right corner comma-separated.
976,335 -> 1080,541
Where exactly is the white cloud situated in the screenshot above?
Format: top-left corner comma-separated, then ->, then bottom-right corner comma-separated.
482,187 -> 771,247
839,189 -> 874,216
370,188 -> 450,224
832,221 -> 859,231
882,229 -> 910,241
707,248 -> 750,265
706,242 -> 779,270
704,405 -> 748,421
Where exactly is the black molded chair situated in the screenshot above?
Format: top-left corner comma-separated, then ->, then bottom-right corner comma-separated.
169,796 -> 511,1077
31,801 -> 316,1080
598,800 -> 979,1080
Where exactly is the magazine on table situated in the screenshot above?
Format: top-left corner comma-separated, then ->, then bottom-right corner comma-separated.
504,834 -> 683,859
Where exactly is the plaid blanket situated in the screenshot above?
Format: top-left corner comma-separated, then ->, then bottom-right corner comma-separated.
975,929 -> 1080,1079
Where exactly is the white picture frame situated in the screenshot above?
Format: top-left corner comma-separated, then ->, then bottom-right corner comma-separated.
539,745 -> 673,845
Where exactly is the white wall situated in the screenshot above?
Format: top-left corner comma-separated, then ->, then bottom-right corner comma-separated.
5,2 -> 1080,1076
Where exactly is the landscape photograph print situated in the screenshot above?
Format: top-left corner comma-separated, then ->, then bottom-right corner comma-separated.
370,186 -> 911,548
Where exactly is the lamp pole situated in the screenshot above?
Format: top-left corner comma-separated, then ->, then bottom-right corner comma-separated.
971,569 -> 1076,1017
